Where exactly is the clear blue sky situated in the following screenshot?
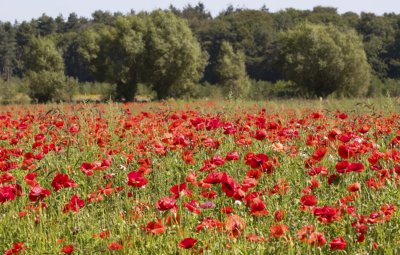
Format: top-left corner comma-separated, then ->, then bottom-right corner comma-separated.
0,0 -> 398,23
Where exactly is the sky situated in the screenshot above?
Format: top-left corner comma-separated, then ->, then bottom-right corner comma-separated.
0,0 -> 398,23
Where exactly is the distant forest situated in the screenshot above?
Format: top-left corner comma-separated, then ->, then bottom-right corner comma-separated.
1,3 -> 400,103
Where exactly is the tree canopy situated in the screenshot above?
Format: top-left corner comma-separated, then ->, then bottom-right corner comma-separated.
279,23 -> 371,97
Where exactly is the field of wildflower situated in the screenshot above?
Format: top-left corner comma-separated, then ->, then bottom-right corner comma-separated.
0,99 -> 399,254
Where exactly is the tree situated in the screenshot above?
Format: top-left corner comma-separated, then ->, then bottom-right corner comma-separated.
37,14 -> 57,36
357,13 -> 395,78
308,6 -> 342,25
77,15 -> 147,100
174,3 -> 212,33
24,37 -> 64,73
24,37 -> 73,102
216,41 -> 251,99
143,10 -> 207,99
279,23 -> 371,97
198,9 -> 277,83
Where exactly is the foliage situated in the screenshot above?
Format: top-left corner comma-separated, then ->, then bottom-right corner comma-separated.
27,71 -> 77,102
4,6 -> 400,101
279,23 -> 371,97
78,11 -> 206,100
143,11 -> 207,99
249,80 -> 298,100
0,78 -> 30,104
24,37 -> 64,73
216,41 -> 251,99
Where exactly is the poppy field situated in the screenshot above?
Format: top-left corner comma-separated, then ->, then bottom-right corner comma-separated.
0,99 -> 399,254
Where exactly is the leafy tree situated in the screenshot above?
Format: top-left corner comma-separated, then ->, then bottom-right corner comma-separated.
143,10 -> 207,99
24,37 -> 74,102
24,37 -> 64,73
198,9 -> 277,83
37,14 -> 57,36
63,34 -> 95,82
357,13 -> 395,78
273,8 -> 310,31
279,23 -> 371,97
387,29 -> 400,78
342,12 -> 360,28
77,15 -> 146,100
216,41 -> 251,99
92,10 -> 115,25
172,3 -> 212,33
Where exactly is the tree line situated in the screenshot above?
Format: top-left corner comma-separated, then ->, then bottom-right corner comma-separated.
1,3 -> 400,103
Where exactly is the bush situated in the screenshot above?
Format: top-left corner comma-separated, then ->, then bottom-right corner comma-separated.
0,78 -> 31,104
249,80 -> 300,100
382,79 -> 400,97
195,82 -> 223,100
134,83 -> 157,101
27,71 -> 77,103
367,77 -> 400,97
77,82 -> 116,98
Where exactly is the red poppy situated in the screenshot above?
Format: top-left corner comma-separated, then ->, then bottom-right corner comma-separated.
185,200 -> 201,215
127,171 -> 148,188
246,233 -> 266,243
196,217 -> 223,232
254,129 -> 267,140
0,184 -> 22,203
179,238 -> 197,249
24,173 -> 38,186
61,245 -> 74,254
201,189 -> 217,199
347,182 -> 361,192
210,155 -> 225,166
329,237 -> 347,250
145,220 -> 166,235
225,214 -> 246,238
185,172 -> 197,183
28,185 -> 51,202
313,206 -> 340,223
203,172 -> 223,184
108,241 -> 123,251
297,225 -> 315,243
63,194 -> 85,213
226,151 -> 239,161
245,153 -> 269,170
338,144 -> 357,159
0,173 -> 16,184
170,182 -> 192,198
93,230 -> 110,239
270,224 -> 289,238
220,173 -> 241,197
274,210 -> 285,222
312,147 -> 328,161
300,195 -> 317,206
309,232 -> 326,246
3,242 -> 26,255
80,162 -> 94,177
347,163 -> 364,173
249,197 -> 269,216
156,196 -> 176,211
221,206 -> 234,215
52,173 -> 77,192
